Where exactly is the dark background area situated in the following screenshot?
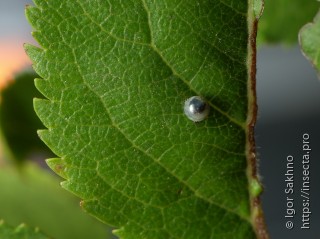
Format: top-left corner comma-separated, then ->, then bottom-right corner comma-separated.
1,1 -> 319,238
257,46 -> 320,238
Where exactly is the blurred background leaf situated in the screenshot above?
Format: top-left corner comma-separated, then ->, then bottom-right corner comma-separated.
0,220 -> 50,239
0,70 -> 52,162
258,0 -> 319,44
0,70 -> 111,239
299,10 -> 320,75
0,163 -> 111,239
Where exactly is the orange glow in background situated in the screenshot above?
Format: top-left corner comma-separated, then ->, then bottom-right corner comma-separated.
0,38 -> 31,90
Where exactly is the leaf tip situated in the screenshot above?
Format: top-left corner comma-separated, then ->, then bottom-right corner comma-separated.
46,158 -> 68,179
37,129 -> 49,141
60,180 -> 70,190
23,43 -> 35,55
33,96 -> 45,105
25,4 -> 37,28
112,228 -> 123,238
33,97 -> 52,125
24,44 -> 44,66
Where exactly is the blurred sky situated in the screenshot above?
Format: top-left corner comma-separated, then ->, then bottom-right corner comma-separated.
0,0 -> 34,88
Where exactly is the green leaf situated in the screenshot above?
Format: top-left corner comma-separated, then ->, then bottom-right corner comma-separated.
0,70 -> 110,239
25,0 -> 267,238
0,70 -> 53,162
0,164 -> 110,239
300,9 -> 320,74
0,220 -> 49,239
258,0 -> 319,44
253,0 -> 264,20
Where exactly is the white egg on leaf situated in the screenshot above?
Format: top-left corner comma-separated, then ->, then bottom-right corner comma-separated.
184,96 -> 210,122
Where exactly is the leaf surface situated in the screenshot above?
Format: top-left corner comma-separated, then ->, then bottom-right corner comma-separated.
26,0 -> 266,238
300,9 -> 320,74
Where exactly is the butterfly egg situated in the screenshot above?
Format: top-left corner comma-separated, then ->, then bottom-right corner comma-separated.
184,96 -> 210,122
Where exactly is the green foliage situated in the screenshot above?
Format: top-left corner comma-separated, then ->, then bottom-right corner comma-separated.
300,10 -> 320,74
0,70 -> 111,238
0,164 -> 110,239
0,220 -> 49,239
253,0 -> 264,19
0,70 -> 110,239
258,0 -> 319,44
25,0 -> 263,238
0,70 -> 52,161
